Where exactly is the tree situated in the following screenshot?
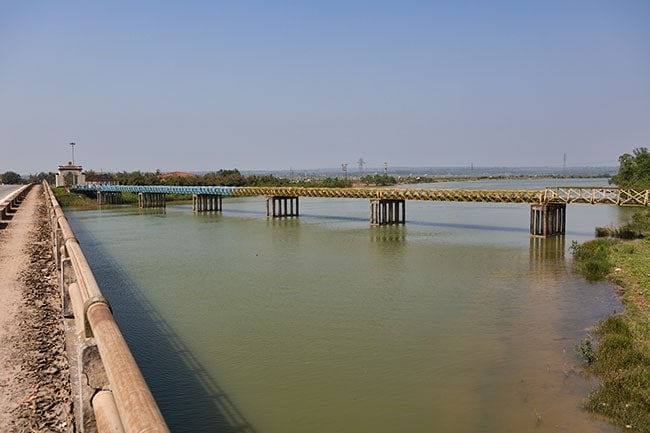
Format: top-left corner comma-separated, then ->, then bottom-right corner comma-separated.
203,169 -> 246,186
1,171 -> 24,184
114,171 -> 161,185
361,174 -> 397,186
610,147 -> 650,188
320,177 -> 352,188
27,172 -> 56,184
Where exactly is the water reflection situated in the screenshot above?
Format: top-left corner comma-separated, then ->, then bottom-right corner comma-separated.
266,218 -> 301,228
529,235 -> 566,263
369,225 -> 407,243
68,218 -> 258,433
137,207 -> 167,216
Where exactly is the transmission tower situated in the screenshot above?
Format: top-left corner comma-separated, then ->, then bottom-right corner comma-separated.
357,158 -> 365,173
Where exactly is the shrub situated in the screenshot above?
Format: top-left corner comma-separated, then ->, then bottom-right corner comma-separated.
570,239 -> 618,281
615,224 -> 643,239
575,338 -> 597,364
595,226 -> 615,237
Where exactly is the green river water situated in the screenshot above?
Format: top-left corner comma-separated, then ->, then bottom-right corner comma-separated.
67,179 -> 626,433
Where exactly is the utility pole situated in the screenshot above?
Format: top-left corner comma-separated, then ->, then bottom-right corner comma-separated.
384,162 -> 388,176
341,163 -> 348,180
70,142 -> 76,165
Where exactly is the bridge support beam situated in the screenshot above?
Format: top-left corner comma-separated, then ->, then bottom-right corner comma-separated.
138,193 -> 166,208
97,191 -> 123,205
266,196 -> 299,218
193,194 -> 223,212
530,203 -> 566,237
370,199 -> 406,225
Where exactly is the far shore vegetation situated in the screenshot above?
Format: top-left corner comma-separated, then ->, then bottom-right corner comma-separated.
571,147 -> 650,432
4,166 -> 613,188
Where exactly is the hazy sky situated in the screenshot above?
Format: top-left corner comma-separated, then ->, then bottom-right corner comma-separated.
1,1 -> 649,174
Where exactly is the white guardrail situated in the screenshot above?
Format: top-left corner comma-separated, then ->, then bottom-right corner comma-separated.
44,181 -> 170,433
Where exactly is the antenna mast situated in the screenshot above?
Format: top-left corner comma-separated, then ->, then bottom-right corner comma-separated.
70,142 -> 76,165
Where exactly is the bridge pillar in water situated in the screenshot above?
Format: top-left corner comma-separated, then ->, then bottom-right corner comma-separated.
192,194 -> 223,212
370,199 -> 406,225
266,196 -> 299,218
138,192 -> 166,208
530,203 -> 566,237
96,191 -> 123,205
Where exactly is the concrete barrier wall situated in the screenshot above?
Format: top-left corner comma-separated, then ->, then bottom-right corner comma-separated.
0,184 -> 34,222
43,181 -> 170,433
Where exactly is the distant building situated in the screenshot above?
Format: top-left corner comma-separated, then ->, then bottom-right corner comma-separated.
160,171 -> 196,179
55,161 -> 85,187
85,173 -> 117,185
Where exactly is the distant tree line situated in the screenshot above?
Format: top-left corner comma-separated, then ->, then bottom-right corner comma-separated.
0,171 -> 56,184
85,169 -> 353,188
360,174 -> 397,186
610,147 -> 650,189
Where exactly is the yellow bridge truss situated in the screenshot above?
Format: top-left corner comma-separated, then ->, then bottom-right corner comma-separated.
79,184 -> 650,206
230,186 -> 649,206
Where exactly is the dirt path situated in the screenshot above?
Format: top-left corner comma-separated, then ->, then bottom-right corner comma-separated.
0,185 -> 74,432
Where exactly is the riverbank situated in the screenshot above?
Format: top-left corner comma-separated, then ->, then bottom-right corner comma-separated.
0,186 -> 74,432
573,210 -> 650,432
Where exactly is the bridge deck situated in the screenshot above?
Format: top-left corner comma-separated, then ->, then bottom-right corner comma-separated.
72,185 -> 650,206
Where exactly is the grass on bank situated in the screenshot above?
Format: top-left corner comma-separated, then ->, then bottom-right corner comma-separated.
572,209 -> 650,432
51,187 -> 96,207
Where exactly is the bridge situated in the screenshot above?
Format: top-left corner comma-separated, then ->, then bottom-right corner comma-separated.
72,184 -> 650,237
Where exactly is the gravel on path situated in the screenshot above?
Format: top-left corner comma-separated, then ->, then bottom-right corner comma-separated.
0,185 -> 74,432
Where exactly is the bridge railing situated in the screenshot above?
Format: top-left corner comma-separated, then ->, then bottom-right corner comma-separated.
372,188 -> 545,203
75,184 -> 547,203
543,187 -> 649,206
74,183 -> 239,195
72,183 -> 650,206
44,181 -> 169,433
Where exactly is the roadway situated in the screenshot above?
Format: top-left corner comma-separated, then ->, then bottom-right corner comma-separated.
0,185 -> 23,203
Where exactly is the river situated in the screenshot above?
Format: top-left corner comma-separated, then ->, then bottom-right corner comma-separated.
67,178 -> 626,433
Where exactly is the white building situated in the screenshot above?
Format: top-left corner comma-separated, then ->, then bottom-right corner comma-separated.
55,162 -> 86,187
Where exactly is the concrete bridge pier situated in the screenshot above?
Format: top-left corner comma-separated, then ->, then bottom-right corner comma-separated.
97,191 -> 123,205
530,203 -> 566,237
370,199 -> 406,225
138,193 -> 166,208
192,194 -> 222,212
266,196 -> 299,218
